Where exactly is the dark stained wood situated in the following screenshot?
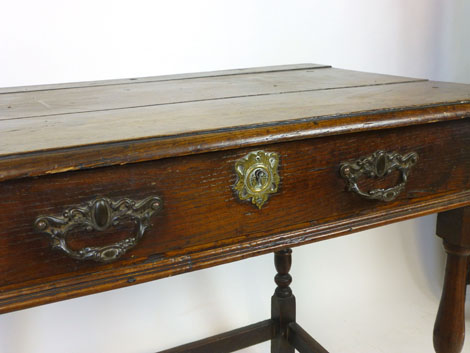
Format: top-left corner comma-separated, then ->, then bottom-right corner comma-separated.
1,102 -> 469,183
287,322 -> 329,353
154,248 -> 328,353
2,119 -> 470,312
2,64 -> 470,353
1,80 -> 470,158
433,243 -> 470,353
271,249 -> 295,353
156,319 -> 275,353
434,208 -> 470,353
436,207 -> 470,248
1,120 -> 470,312
467,258 -> 470,285
1,78 -> 470,181
2,189 -> 470,315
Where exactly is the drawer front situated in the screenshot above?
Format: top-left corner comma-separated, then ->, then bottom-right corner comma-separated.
1,119 -> 470,307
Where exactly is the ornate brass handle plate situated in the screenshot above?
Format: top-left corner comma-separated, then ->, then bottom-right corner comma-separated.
34,196 -> 162,262
339,150 -> 418,202
234,150 -> 280,209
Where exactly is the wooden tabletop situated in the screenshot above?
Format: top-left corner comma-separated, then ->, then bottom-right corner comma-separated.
1,64 -> 470,181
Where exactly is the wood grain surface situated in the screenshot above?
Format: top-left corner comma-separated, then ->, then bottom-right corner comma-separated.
1,65 -> 470,182
0,64 -> 328,94
2,80 -> 469,157
1,119 -> 470,312
0,68 -> 420,120
2,64 -> 470,353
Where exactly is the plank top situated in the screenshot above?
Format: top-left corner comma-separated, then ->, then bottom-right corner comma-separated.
1,64 -> 470,180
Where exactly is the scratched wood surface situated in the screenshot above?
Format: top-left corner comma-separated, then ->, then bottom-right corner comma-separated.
0,64 -> 328,94
2,119 -> 470,312
1,65 -> 470,172
1,67 -> 423,120
2,64 -> 470,316
3,78 -> 470,158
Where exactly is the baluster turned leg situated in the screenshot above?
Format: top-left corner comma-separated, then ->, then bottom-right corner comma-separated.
434,208 -> 470,353
271,248 -> 295,353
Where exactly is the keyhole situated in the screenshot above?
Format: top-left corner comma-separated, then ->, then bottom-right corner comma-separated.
248,167 -> 269,192
254,169 -> 266,188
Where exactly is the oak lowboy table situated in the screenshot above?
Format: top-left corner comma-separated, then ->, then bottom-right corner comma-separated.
1,64 -> 470,353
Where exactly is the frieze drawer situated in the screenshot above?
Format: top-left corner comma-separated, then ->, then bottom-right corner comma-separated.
1,119 -> 470,312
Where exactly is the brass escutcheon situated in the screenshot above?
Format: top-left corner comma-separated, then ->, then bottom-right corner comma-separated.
234,150 -> 280,209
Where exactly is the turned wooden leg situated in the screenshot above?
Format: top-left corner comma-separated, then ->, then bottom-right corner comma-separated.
271,248 -> 295,353
434,208 -> 470,353
434,242 -> 470,353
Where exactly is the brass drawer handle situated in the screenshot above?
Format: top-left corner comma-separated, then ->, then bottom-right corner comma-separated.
339,150 -> 418,202
34,196 -> 162,262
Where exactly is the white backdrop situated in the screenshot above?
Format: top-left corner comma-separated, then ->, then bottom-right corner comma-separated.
1,1 -> 470,352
